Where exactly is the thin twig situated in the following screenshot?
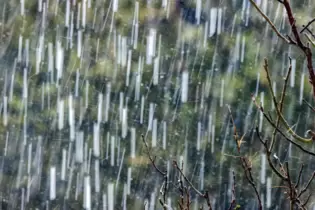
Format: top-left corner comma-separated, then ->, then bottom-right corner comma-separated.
248,0 -> 290,43
300,18 -> 315,34
252,96 -> 315,156
295,164 -> 304,189
173,161 -> 213,210
269,57 -> 292,151
303,99 -> 315,113
263,59 -> 313,143
256,127 -> 288,181
298,171 -> 315,198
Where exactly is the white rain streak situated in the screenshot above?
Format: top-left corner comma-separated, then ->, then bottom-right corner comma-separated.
266,177 -> 272,208
69,94 -> 74,126
209,8 -> 217,37
122,107 -> 128,138
56,41 -> 64,81
133,2 -> 139,49
98,93 -> 103,124
58,99 -> 64,130
18,36 -> 23,62
50,166 -> 56,200
146,28 -> 156,65
196,0 -> 202,25
127,167 -> 132,195
35,35 -> 44,74
4,132 -> 8,156
111,136 -> 115,166
48,43 -> 54,73
220,79 -> 224,107
140,96 -> 144,124
27,143 -> 32,175
113,0 -> 118,12
95,159 -> 100,193
135,57 -> 143,101
76,131 -> 84,163
152,118 -> 157,147
23,68 -> 28,99
77,3 -> 81,30
108,183 -> 114,210
211,125 -> 215,154
121,37 -> 127,67
25,39 -> 29,67
65,0 -> 70,27
82,0 -> 86,28
3,96 -> 7,126
234,31 -> 241,64
21,0 -> 25,15
204,21 -> 209,47
217,8 -> 222,35
77,30 -> 82,57
119,92 -> 124,122
61,149 -> 67,181
130,127 -> 136,158
300,70 -> 305,105
84,176 -> 91,210
261,153 -> 266,184
153,56 -> 160,85
84,77 -> 89,106
104,83 -> 111,122
163,121 -> 167,150
197,121 -> 201,151
181,71 -> 189,103
290,59 -> 296,87
148,103 -> 154,131
93,123 -> 100,157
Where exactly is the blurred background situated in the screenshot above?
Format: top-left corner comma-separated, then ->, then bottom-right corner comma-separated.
0,0 -> 315,209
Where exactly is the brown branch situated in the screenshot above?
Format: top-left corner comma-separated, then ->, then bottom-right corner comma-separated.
280,0 -> 315,98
